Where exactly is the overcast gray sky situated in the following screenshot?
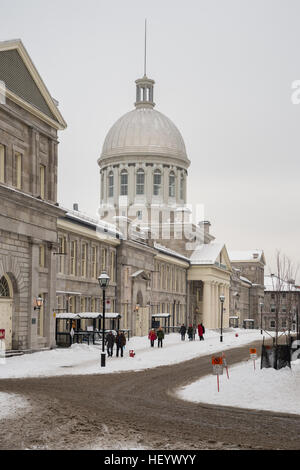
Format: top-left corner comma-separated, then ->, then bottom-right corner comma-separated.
1,0 -> 300,277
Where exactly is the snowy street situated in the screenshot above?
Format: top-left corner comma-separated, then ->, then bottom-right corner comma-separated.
0,329 -> 300,450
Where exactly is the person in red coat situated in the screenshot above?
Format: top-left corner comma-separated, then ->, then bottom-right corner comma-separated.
197,323 -> 204,341
148,329 -> 157,347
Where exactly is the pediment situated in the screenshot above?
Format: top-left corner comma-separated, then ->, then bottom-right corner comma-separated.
0,39 -> 66,130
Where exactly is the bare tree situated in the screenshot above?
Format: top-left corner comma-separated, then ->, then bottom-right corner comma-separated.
267,250 -> 299,368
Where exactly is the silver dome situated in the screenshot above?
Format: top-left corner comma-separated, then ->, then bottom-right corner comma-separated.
100,106 -> 188,163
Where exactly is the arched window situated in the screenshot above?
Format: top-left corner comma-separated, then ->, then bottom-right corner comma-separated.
0,276 -> 10,297
180,174 -> 184,200
120,170 -> 128,196
108,171 -> 114,198
136,169 -> 145,195
153,169 -> 161,196
169,171 -> 175,198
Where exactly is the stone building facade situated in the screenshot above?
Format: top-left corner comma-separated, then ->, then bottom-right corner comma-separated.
0,39 -> 266,351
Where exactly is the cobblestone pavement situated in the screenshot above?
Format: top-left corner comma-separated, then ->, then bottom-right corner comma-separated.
0,339 -> 299,450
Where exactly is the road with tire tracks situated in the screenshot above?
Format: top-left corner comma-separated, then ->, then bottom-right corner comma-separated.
0,338 -> 299,450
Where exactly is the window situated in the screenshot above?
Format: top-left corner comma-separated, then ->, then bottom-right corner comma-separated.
180,174 -> 184,200
15,152 -> 22,189
70,241 -> 77,275
120,170 -> 128,196
110,251 -> 116,282
39,244 -> 45,268
69,296 -> 75,313
101,247 -> 107,271
271,305 -> 276,313
108,171 -> 114,198
169,171 -> 175,197
81,243 -> 87,277
282,320 -> 287,328
137,210 -> 143,220
91,297 -> 97,313
58,236 -> 66,273
0,276 -> 10,297
270,320 -> 276,328
153,169 -> 161,196
80,297 -> 86,312
91,246 -> 97,279
0,144 -> 5,183
40,164 -> 46,199
136,169 -> 145,195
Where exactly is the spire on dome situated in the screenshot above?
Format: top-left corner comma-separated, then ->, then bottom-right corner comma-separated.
134,19 -> 155,109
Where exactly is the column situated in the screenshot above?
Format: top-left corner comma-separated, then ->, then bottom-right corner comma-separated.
28,238 -> 40,350
203,281 -> 212,328
46,243 -> 57,348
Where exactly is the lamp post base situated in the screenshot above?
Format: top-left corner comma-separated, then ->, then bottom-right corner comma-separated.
220,335 -> 223,342
101,352 -> 106,367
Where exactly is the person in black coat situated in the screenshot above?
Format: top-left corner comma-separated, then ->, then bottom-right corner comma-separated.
179,324 -> 186,341
116,331 -> 126,357
105,331 -> 115,357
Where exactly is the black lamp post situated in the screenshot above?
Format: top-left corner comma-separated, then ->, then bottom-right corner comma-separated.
220,294 -> 225,342
259,301 -> 264,334
98,271 -> 110,367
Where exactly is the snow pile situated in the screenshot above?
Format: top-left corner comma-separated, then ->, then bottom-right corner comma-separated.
0,393 -> 30,420
0,328 -> 265,379
177,359 -> 300,415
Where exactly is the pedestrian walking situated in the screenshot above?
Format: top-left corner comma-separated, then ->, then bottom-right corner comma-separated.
179,324 -> 186,341
200,322 -> 205,340
116,331 -> 126,357
105,330 -> 115,357
148,329 -> 157,347
157,327 -> 165,348
197,323 -> 204,341
187,324 -> 194,341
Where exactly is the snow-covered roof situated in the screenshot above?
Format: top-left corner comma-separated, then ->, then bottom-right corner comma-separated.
228,250 -> 265,263
240,276 -> 252,285
152,313 -> 171,318
55,312 -> 121,320
154,242 -> 190,262
56,313 -> 79,319
190,242 -> 230,268
62,207 -> 123,238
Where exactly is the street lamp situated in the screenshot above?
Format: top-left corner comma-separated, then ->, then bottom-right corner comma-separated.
98,271 -> 110,367
34,296 -> 43,311
219,294 -> 225,342
259,301 -> 264,335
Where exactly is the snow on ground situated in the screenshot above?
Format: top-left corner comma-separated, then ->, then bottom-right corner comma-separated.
0,328 -> 265,379
0,392 -> 31,420
177,359 -> 300,415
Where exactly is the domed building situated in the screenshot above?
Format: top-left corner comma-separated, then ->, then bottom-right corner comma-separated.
98,75 -> 191,233
0,40 -> 265,351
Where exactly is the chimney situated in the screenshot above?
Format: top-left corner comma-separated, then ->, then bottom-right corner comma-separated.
198,220 -> 211,241
73,203 -> 79,211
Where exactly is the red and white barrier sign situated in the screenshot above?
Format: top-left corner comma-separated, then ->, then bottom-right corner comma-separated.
212,356 -> 223,392
0,330 -> 5,340
250,348 -> 257,370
